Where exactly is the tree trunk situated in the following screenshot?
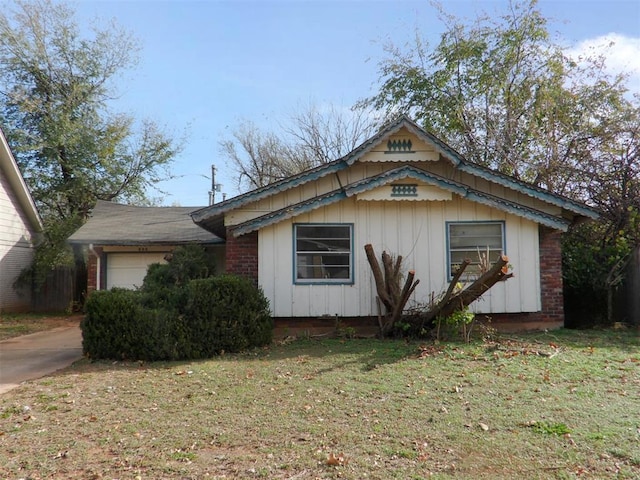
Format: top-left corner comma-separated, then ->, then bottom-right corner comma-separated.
364,244 -> 420,336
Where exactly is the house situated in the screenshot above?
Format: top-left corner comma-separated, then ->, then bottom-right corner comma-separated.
0,128 -> 43,313
68,200 -> 223,291
191,116 -> 599,334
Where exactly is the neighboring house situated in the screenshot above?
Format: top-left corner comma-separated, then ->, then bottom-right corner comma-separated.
192,116 -> 599,334
68,200 -> 223,291
0,128 -> 43,313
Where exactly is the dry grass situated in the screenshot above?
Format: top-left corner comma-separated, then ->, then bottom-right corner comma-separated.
0,329 -> 639,479
0,313 -> 81,341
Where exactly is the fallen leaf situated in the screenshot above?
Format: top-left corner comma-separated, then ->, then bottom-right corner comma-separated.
327,452 -> 348,466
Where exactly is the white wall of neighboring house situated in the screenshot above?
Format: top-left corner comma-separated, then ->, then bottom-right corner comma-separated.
0,161 -> 39,312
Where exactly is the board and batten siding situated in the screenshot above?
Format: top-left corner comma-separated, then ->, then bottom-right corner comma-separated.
0,169 -> 36,311
259,195 -> 541,318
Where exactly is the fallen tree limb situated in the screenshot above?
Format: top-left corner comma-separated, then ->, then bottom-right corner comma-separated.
428,254 -> 511,323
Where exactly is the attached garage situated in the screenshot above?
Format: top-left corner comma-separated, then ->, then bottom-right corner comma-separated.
69,200 -> 224,292
105,252 -> 168,290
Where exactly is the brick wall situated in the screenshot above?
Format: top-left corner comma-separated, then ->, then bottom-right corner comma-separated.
87,246 -> 102,293
225,230 -> 258,285
538,226 -> 564,323
483,225 -> 565,330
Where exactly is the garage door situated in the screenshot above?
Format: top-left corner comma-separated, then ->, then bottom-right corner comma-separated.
106,253 -> 167,290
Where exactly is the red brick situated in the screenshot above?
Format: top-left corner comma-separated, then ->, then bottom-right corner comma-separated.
225,230 -> 258,285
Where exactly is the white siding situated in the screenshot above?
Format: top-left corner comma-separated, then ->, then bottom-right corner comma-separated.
259,195 -> 541,318
0,170 -> 36,311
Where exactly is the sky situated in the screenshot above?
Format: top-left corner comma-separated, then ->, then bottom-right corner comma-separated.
70,0 -> 640,207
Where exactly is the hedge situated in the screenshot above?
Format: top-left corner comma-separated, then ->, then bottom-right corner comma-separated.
82,275 -> 272,361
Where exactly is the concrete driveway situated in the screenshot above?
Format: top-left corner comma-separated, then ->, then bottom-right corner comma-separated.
0,325 -> 83,394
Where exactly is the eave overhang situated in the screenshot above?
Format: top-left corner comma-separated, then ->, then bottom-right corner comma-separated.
228,165 -> 572,237
67,238 -> 224,246
0,128 -> 43,232
457,162 -> 599,220
191,116 -> 464,232
192,115 -> 599,235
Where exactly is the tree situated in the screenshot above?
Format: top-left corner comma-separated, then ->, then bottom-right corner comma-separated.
562,102 -> 640,325
361,0 -> 633,196
0,0 -> 181,286
219,120 -> 314,191
220,103 -> 378,190
362,0 -> 640,325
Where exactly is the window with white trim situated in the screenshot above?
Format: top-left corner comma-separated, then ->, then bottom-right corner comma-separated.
294,224 -> 352,283
447,222 -> 504,280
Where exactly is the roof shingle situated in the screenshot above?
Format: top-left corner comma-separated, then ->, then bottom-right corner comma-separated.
68,200 -> 222,245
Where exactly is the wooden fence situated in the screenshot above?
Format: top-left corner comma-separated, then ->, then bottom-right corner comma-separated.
31,264 -> 86,312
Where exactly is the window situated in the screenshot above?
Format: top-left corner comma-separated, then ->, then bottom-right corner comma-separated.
447,222 -> 505,280
294,224 -> 353,283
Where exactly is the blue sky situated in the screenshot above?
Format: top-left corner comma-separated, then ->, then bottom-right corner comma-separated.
73,0 -> 640,207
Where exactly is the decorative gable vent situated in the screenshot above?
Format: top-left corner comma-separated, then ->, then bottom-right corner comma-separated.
385,138 -> 414,154
391,184 -> 418,197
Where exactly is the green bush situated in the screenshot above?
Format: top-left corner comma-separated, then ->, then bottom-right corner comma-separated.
82,270 -> 272,360
185,275 -> 272,357
140,263 -> 189,312
83,289 -> 187,361
140,245 -> 216,312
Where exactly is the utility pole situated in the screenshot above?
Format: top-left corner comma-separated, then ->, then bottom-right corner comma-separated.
208,165 -> 222,205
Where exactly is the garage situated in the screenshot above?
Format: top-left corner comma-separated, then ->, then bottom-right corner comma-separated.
106,252 -> 167,290
68,201 -> 224,293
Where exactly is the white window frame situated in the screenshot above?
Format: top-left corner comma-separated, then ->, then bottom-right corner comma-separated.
447,221 -> 505,281
293,224 -> 354,284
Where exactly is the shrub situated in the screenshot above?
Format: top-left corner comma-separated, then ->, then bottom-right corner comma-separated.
185,275 -> 272,357
82,274 -> 272,360
138,245 -> 217,312
83,289 -> 187,360
142,245 -> 216,290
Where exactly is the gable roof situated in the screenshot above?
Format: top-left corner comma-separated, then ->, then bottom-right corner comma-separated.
0,128 -> 42,232
229,165 -> 572,237
192,116 -> 599,236
68,200 -> 222,246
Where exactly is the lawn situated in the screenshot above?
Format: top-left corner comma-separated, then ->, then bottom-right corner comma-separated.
0,313 -> 81,341
0,329 -> 638,479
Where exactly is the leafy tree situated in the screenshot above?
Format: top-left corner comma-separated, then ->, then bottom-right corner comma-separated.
562,103 -> 639,325
361,0 -> 632,195
362,0 -> 639,325
0,0 -> 181,286
220,103 -> 378,190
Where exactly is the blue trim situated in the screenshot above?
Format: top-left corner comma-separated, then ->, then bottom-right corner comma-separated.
193,116 -> 597,237
292,223 -> 354,285
457,163 -> 599,219
229,165 -> 572,236
465,191 -> 570,231
446,220 -> 506,279
191,160 -> 348,223
231,190 -> 347,237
